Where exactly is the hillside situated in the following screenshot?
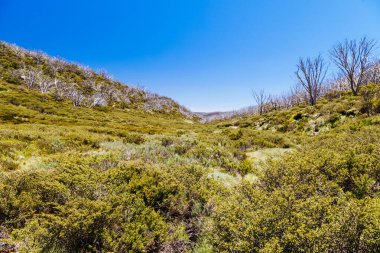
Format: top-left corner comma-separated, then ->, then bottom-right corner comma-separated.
0,42 -> 194,118
0,43 -> 380,253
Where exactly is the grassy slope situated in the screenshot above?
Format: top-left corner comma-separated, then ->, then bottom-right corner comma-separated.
0,80 -> 200,132
1,66 -> 380,251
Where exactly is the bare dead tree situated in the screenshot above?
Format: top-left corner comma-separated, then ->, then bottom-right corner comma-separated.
329,74 -> 350,93
330,37 -> 376,95
8,43 -> 26,58
82,66 -> 94,79
53,80 -> 68,100
266,95 -> 278,111
29,50 -> 47,66
279,92 -> 294,109
295,54 -> 327,105
252,89 -> 269,115
37,75 -> 53,93
66,84 -> 84,106
289,84 -> 307,106
18,65 -> 53,93
363,61 -> 380,85
19,65 -> 42,89
100,85 -> 117,102
48,57 -> 66,88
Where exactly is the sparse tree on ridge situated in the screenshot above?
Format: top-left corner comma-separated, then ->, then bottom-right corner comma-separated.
295,54 -> 327,105
252,89 -> 269,115
330,37 -> 376,95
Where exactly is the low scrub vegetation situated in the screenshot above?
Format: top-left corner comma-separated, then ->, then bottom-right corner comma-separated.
0,42 -> 380,252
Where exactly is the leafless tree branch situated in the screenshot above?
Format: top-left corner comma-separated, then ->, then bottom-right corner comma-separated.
330,37 -> 376,95
295,54 -> 327,105
252,89 -> 269,115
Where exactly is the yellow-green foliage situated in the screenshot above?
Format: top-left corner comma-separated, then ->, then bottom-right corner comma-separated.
360,83 -> 380,115
1,47 -> 380,252
205,125 -> 380,252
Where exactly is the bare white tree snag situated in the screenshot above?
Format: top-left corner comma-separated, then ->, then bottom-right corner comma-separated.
8,43 -> 26,58
289,85 -> 307,106
363,61 -> 380,85
330,37 -> 376,95
295,54 -> 327,105
100,85 -> 117,102
37,75 -> 53,93
53,80 -> 68,100
252,89 -> 269,115
67,84 -> 84,106
19,66 -> 42,89
48,57 -> 66,89
31,50 -> 47,66
279,92 -> 294,109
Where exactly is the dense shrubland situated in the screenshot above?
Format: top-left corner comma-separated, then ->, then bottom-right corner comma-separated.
206,124 -> 380,252
0,42 -> 380,252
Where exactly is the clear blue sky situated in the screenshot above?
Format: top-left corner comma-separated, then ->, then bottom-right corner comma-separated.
1,0 -> 380,112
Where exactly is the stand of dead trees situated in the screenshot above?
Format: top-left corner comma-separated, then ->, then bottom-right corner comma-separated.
252,90 -> 269,115
250,37 -> 378,117
1,42 -> 193,116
